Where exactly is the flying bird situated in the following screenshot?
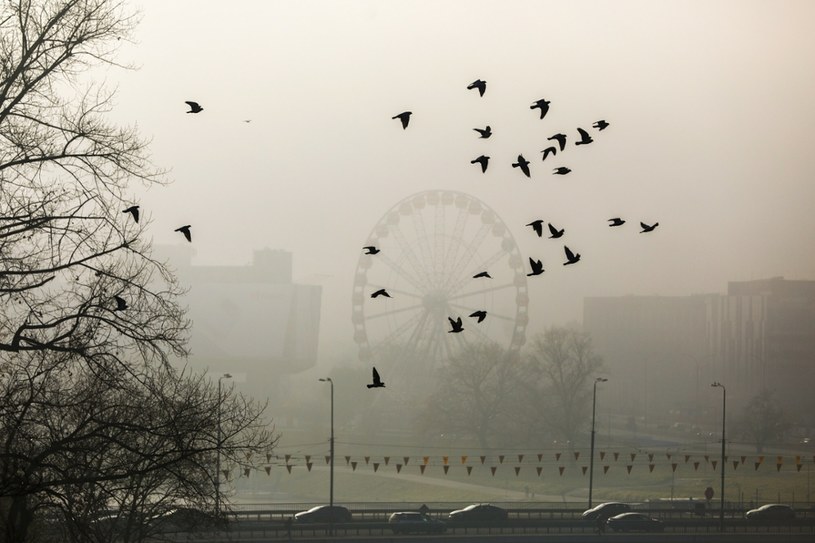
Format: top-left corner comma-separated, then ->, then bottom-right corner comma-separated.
371,288 -> 391,298
640,221 -> 659,233
540,146 -> 557,161
363,246 -> 380,255
527,258 -> 545,276
593,119 -> 610,131
575,127 -> 594,146
113,295 -> 128,311
547,133 -> 567,152
553,167 -> 571,175
563,245 -> 581,265
470,155 -> 490,173
473,271 -> 492,279
531,98 -> 551,119
175,225 -> 192,242
526,220 -> 544,237
473,126 -> 492,138
512,155 -> 531,178
448,316 -> 464,333
392,111 -> 412,129
548,223 -> 565,239
122,205 -> 140,224
467,79 -> 487,97
185,101 -> 203,113
367,367 -> 385,388
469,310 -> 487,323
608,218 -> 625,227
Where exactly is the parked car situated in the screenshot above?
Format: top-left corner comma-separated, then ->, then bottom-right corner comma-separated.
745,504 -> 795,521
581,502 -> 631,521
293,505 -> 352,523
606,512 -> 665,532
448,503 -> 508,523
388,512 -> 446,534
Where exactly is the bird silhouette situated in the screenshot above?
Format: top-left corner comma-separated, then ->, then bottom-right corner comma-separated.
563,245 -> 581,265
448,316 -> 464,333
548,133 -> 567,151
593,120 -> 610,131
371,288 -> 391,298
527,258 -> 545,276
512,155 -> 531,178
175,225 -> 192,242
640,222 -> 659,233
122,205 -> 139,224
363,246 -> 380,255
185,101 -> 203,113
473,126 -> 492,138
467,79 -> 487,97
471,155 -> 490,173
608,218 -> 626,227
367,367 -> 385,388
548,223 -> 565,238
113,295 -> 128,311
540,146 -> 557,161
469,310 -> 487,323
392,111 -> 412,129
526,220 -> 544,237
575,127 -> 593,146
531,99 -> 551,119
473,271 -> 492,279
553,167 -> 571,175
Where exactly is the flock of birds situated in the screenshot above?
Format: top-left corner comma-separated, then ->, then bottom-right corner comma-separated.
371,80 -> 660,390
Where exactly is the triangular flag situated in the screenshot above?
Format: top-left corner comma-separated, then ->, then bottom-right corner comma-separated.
384,456 -> 390,465
264,466 -> 271,475
244,467 -> 251,477
776,463 -> 782,472
558,466 -> 565,476
306,462 -> 313,472
518,454 -> 524,463
648,464 -> 655,472
373,462 -> 379,472
443,465 -> 449,474
266,452 -> 272,462
754,462 -> 761,471
345,456 -> 351,465
305,455 -> 311,463
613,452 -> 620,461
536,466 -> 543,476
648,453 -> 654,462
325,455 -> 331,465
671,463 -> 678,472
514,466 -> 521,476
245,451 -> 253,461
420,465 -> 426,474
630,453 -> 636,462
581,466 -> 588,475
711,460 -> 718,471
364,456 -> 370,465
758,455 -> 765,464
443,456 -> 449,465
404,457 -> 410,465
600,451 -> 606,461
537,453 -> 543,462
490,466 -> 497,476
685,454 -> 691,463
704,455 -> 710,463
396,464 -> 402,473
498,455 -> 505,464
796,464 -> 803,472
285,454 -> 291,463
574,451 -> 580,461
461,456 -> 468,464
480,456 -> 486,464
222,469 -> 230,480
351,461 -> 358,471
741,455 -> 746,464
556,452 -> 562,461
423,456 -> 430,465
733,461 -> 739,470
795,455 -> 801,464
666,453 -> 672,460
694,462 -> 700,471
603,465 -> 610,474
286,465 -> 292,474
626,465 -> 633,474
466,466 -> 473,475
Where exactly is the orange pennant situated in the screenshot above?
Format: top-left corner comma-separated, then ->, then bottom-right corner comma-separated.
777,455 -> 783,464
443,456 -> 449,465
423,456 -> 429,465
461,456 -> 468,464
758,455 -> 765,464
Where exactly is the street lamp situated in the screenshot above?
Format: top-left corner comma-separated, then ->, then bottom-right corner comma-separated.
588,377 -> 608,509
319,377 -> 334,536
711,381 -> 726,532
215,373 -> 232,520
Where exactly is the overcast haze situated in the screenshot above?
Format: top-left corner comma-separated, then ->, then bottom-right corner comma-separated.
107,0 -> 815,356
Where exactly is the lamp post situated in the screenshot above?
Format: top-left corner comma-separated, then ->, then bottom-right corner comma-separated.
588,377 -> 608,509
711,381 -> 726,532
215,373 -> 232,520
319,377 -> 334,536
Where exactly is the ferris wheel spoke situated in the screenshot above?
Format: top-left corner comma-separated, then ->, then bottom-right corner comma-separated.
366,283 -> 424,300
389,223 -> 435,287
433,202 -> 446,285
406,210 -> 435,285
375,309 -> 427,347
446,247 -> 513,295
447,282 -> 517,301
444,204 -> 470,281
448,302 -> 517,323
444,223 -> 493,290
365,303 -> 425,321
372,250 -> 427,293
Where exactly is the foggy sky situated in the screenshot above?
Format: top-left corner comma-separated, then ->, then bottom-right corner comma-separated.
106,0 -> 815,357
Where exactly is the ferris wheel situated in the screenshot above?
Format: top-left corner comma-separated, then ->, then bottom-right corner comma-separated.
352,190 -> 529,382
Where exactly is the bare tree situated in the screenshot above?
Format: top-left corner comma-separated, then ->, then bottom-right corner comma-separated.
523,326 -> 603,448
736,389 -> 789,454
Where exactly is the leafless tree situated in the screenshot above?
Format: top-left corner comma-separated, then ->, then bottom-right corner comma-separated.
736,389 -> 790,454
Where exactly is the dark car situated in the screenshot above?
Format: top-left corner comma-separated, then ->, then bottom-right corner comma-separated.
581,502 -> 631,521
606,512 -> 665,532
293,505 -> 352,523
150,507 -> 222,532
388,512 -> 446,534
745,504 -> 795,521
448,503 -> 508,523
